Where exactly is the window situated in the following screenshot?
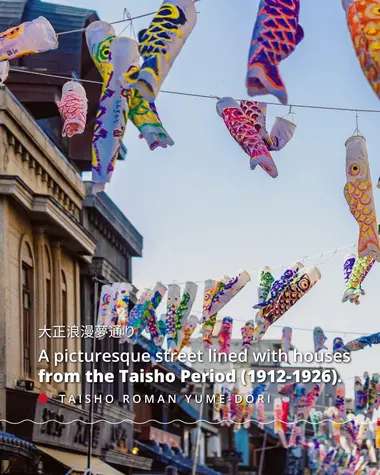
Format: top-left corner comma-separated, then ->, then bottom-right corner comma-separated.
61,271 -> 68,385
22,264 -> 32,378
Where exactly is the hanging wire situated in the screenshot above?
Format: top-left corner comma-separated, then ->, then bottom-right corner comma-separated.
56,0 -> 202,37
352,110 -> 363,136
7,67 -> 380,114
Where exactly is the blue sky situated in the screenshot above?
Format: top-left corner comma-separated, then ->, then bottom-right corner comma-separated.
49,0 -> 380,394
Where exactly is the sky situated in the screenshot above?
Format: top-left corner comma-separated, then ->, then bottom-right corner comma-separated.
48,0 -> 380,395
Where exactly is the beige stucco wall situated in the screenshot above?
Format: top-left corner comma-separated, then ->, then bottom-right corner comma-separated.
0,89 -> 96,420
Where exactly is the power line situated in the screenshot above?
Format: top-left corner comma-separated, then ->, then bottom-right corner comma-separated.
8,67 -> 380,114
56,0 -> 202,37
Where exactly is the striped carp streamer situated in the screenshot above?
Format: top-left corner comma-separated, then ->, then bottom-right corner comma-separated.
165,284 -> 181,350
246,0 -> 304,104
342,253 -> 375,305
56,81 -> 88,138
119,38 -> 174,151
216,97 -> 277,178
132,0 -> 197,102
145,283 -> 168,346
344,135 -> 380,262
0,16 -> 58,61
342,0 -> 380,99
86,22 -> 129,193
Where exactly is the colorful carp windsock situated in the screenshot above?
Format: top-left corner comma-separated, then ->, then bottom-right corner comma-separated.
246,0 -> 304,104
342,254 -> 375,304
259,267 -> 321,329
132,0 -> 197,102
241,320 -> 256,348
336,382 -> 346,418
175,282 -> 198,349
313,327 -> 328,352
202,279 -> 227,349
86,22 -> 128,193
123,289 -> 153,344
335,332 -> 380,353
116,283 -> 134,329
56,81 -> 88,138
175,314 -> 199,355
274,398 -> 288,447
145,283 -> 167,346
344,136 -> 380,262
0,16 -> 58,61
218,317 -> 233,354
0,61 -> 9,86
165,284 -> 181,350
281,327 -> 292,361
96,285 -> 112,327
240,101 -> 297,151
105,283 -> 121,327
355,375 -> 366,413
254,261 -> 304,309
118,38 -> 174,151
342,0 -> 380,99
216,97 -> 277,178
257,266 -> 275,304
208,270 -> 251,316
157,314 -> 167,347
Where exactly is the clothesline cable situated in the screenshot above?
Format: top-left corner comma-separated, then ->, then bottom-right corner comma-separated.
8,67 -> 380,114
56,0 -> 202,37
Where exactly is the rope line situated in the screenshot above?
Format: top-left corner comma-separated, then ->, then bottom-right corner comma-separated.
56,0 -> 202,36
8,67 -> 380,114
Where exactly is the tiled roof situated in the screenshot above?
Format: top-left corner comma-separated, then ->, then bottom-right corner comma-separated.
0,431 -> 38,452
0,0 -> 100,76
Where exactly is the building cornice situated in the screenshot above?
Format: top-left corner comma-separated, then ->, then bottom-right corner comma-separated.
0,175 -> 96,262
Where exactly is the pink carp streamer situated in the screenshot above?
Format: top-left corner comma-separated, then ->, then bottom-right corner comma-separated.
218,317 -> 233,354
57,81 -> 88,138
216,97 -> 277,178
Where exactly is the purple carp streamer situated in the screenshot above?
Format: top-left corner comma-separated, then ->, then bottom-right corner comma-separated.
334,332 -> 380,353
342,253 -> 375,304
344,135 -> 380,262
0,16 -> 58,61
132,0 -> 197,102
246,0 -> 304,104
